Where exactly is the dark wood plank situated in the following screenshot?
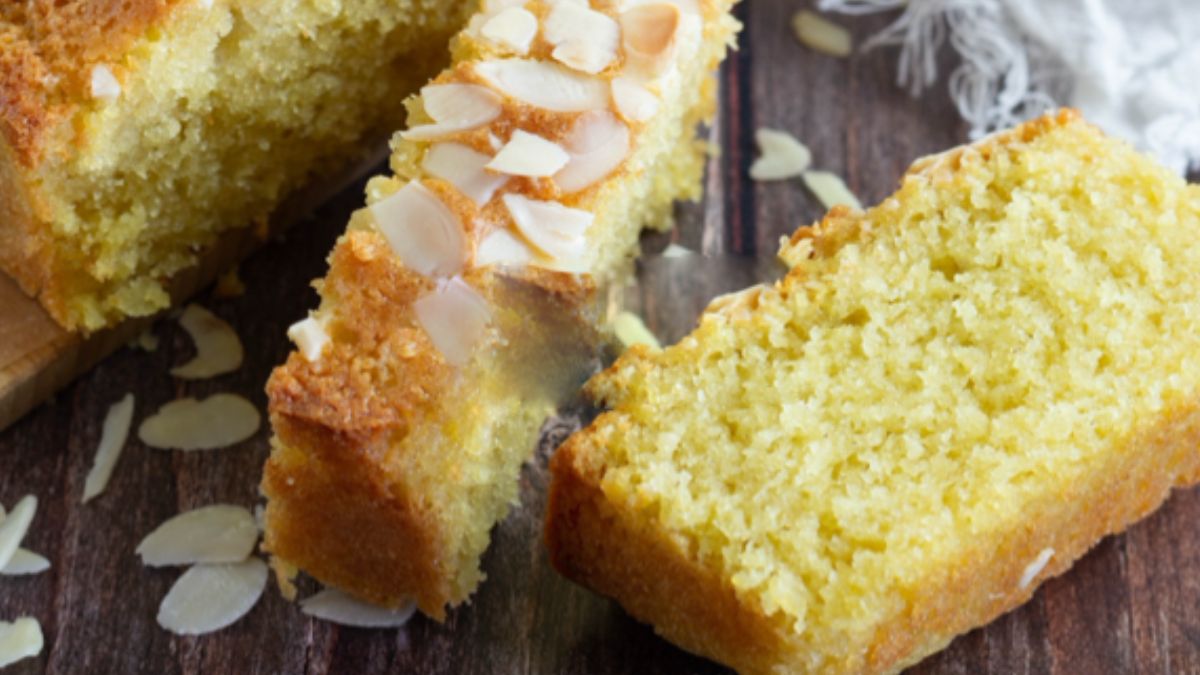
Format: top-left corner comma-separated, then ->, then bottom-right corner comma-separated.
3,1 -> 1199,673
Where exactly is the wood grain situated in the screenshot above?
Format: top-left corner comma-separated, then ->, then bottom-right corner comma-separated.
3,2 -> 1200,673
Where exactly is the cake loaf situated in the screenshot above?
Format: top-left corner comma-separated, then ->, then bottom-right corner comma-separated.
0,0 -> 473,332
547,111 -> 1200,673
263,0 -> 741,618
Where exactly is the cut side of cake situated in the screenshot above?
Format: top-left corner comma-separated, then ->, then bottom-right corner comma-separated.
546,111 -> 1200,674
0,0 -> 474,332
263,0 -> 741,618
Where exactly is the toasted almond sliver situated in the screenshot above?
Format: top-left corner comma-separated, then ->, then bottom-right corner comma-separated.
803,170 -> 863,211
170,305 -> 243,379
1019,548 -> 1055,589
502,194 -> 593,262
555,111 -> 631,194
480,6 -> 538,54
137,505 -> 259,567
90,65 -> 120,100
287,316 -> 330,363
611,311 -> 661,350
414,277 -> 493,367
157,559 -> 268,636
792,10 -> 853,58
0,496 -> 36,573
82,393 -> 135,503
476,228 -> 534,268
423,143 -> 509,207
611,76 -> 660,123
749,128 -> 813,181
620,3 -> 681,76
544,3 -> 620,74
2,549 -> 50,576
401,84 -> 502,141
487,130 -> 571,177
301,588 -> 417,628
474,59 -> 609,112
138,394 -> 261,451
0,618 -> 43,668
370,180 -> 466,278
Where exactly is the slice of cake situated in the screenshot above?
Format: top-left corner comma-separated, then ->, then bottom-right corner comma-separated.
263,0 -> 742,618
546,111 -> 1200,674
0,1 -> 474,332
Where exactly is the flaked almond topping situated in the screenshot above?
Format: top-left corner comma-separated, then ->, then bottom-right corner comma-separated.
90,65 -> 121,100
803,170 -> 863,210
792,10 -> 853,58
481,6 -> 538,54
474,59 -> 609,112
502,193 -> 592,263
707,284 -> 768,318
476,228 -> 534,268
137,505 -> 259,567
287,316 -> 330,363
423,143 -> 509,207
414,277 -> 493,367
0,618 -> 43,668
1019,548 -> 1055,589
660,242 -> 693,258
0,496 -> 36,573
138,394 -> 261,451
170,304 -> 244,379
544,3 -> 621,74
620,3 -> 681,77
300,589 -> 417,628
82,393 -> 135,503
611,311 -> 661,350
749,128 -> 813,181
401,84 -> 502,141
487,130 -> 571,177
611,76 -> 660,123
2,549 -> 50,576
157,559 -> 268,636
370,180 -> 466,277
554,111 -> 631,193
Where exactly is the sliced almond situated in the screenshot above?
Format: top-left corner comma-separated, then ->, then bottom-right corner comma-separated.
82,393 -> 135,503
487,130 -> 571,177
474,59 -> 609,112
138,394 -> 261,451
502,193 -> 592,262
0,496 -> 36,573
660,242 -> 693,258
1019,548 -> 1055,589
90,65 -> 120,100
300,588 -> 417,628
620,3 -> 681,77
611,311 -> 661,350
611,76 -> 660,123
481,6 -> 538,54
170,305 -> 243,379
554,111 -> 631,194
2,550 -> 50,576
414,277 -> 493,366
137,505 -> 259,567
476,228 -> 534,268
0,618 -> 43,668
792,10 -> 852,58
401,84 -> 503,141
423,143 -> 509,207
157,559 -> 268,636
749,128 -> 813,181
803,170 -> 863,210
369,180 -> 466,278
287,316 -> 330,363
544,3 -> 621,74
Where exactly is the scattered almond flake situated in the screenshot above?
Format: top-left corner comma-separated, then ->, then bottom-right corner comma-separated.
82,393 -> 135,503
170,305 -> 244,379
253,505 -> 266,533
502,193 -> 592,263
707,284 -> 767,318
611,76 -> 660,123
802,170 -> 863,210
2,549 -> 50,576
1019,548 -> 1055,589
487,130 -> 571,177
137,505 -> 259,567
370,181 -> 466,277
0,618 -> 43,668
287,316 -> 330,363
611,311 -> 661,350
214,268 -> 246,298
554,111 -> 631,193
474,59 -> 609,112
480,6 -> 538,54
476,228 -> 534,268
423,143 -> 509,207
544,3 -> 621,74
0,496 -> 36,573
132,330 -> 159,352
660,243 -> 693,258
414,277 -> 493,367
401,84 -> 502,141
300,588 -> 417,629
157,559 -> 268,636
749,128 -> 813,181
792,10 -> 852,59
90,65 -> 120,100
138,394 -> 261,451
620,3 -> 681,77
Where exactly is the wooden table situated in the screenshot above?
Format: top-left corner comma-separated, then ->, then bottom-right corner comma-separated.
3,2 -> 1200,673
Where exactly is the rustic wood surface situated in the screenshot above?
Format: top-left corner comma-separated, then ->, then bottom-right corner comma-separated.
3,2 -> 1200,673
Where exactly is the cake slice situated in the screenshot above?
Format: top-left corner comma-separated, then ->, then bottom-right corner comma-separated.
546,111 -> 1200,674
0,1 -> 474,332
263,0 -> 742,618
